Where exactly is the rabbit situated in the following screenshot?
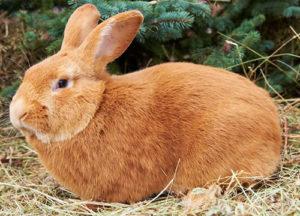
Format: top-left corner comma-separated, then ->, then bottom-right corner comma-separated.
9,4 -> 282,203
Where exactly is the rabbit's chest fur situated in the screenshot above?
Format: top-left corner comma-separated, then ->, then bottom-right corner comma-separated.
27,63 -> 281,203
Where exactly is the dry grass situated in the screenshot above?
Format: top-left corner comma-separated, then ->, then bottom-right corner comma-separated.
0,13 -> 30,91
0,99 -> 299,215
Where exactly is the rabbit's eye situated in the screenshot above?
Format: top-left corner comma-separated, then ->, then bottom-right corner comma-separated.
53,79 -> 70,91
57,79 -> 68,88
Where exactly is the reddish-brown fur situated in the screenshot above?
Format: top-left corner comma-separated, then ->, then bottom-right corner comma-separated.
10,4 -> 282,203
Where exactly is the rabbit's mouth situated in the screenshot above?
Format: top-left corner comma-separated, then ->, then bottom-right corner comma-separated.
10,114 -> 52,144
10,97 -> 51,137
10,111 -> 37,137
12,114 -> 51,141
12,110 -> 93,144
18,123 -> 45,141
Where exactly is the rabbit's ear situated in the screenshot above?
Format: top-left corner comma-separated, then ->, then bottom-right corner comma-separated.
78,10 -> 143,66
61,4 -> 100,51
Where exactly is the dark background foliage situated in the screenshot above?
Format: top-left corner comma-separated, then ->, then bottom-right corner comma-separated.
0,0 -> 299,100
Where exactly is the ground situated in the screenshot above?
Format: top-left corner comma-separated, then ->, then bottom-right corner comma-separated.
0,99 -> 299,215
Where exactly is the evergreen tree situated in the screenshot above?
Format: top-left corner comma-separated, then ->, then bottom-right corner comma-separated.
1,0 -> 299,97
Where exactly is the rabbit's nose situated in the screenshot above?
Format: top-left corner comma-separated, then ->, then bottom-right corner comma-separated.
10,98 -> 27,128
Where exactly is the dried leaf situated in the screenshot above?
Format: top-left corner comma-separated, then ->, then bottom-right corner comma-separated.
0,155 -> 23,167
182,184 -> 222,213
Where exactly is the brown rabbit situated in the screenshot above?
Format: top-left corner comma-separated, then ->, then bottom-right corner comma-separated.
9,4 -> 282,203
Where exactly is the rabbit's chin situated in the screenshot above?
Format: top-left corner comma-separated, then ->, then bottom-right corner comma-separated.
35,132 -> 73,144
23,130 -> 76,144
19,123 -> 80,144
